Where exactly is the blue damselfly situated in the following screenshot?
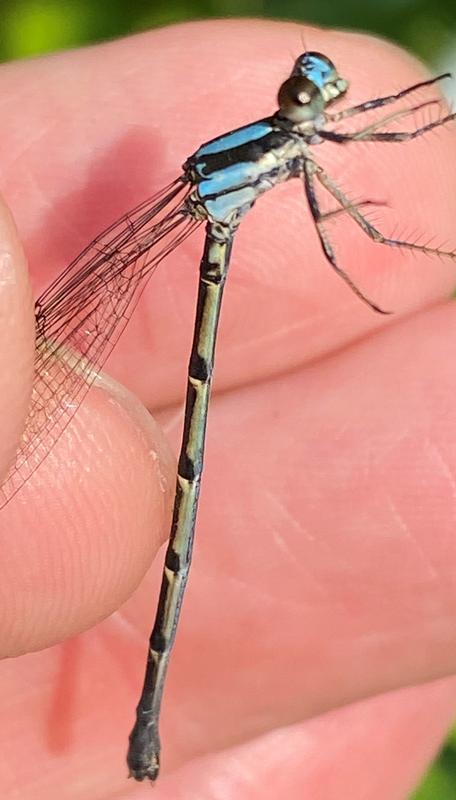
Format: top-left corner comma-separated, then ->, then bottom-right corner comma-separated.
1,50 -> 455,782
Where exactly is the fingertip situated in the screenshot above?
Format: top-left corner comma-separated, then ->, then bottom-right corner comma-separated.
0,196 -> 34,480
0,373 -> 175,657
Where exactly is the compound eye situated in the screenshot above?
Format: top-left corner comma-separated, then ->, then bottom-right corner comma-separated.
277,75 -> 325,123
291,51 -> 349,104
294,51 -> 338,88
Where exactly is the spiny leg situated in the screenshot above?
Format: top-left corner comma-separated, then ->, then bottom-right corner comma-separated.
321,109 -> 456,144
320,199 -> 386,222
333,99 -> 441,140
303,159 -> 389,313
312,160 -> 456,261
326,73 -> 451,122
126,221 -> 234,782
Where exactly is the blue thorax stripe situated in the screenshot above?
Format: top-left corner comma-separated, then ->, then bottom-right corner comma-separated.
195,120 -> 274,157
197,161 -> 261,198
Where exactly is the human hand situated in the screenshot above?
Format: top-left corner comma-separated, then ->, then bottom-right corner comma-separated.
1,19 -> 456,799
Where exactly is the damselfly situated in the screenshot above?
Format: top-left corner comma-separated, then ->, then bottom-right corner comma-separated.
1,51 -> 455,782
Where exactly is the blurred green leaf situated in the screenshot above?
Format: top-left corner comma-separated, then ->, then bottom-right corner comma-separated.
411,738 -> 456,799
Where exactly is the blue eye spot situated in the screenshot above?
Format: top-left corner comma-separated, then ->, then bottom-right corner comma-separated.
293,52 -> 336,89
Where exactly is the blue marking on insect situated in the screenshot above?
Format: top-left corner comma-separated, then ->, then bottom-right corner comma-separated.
294,52 -> 336,89
195,121 -> 274,157
204,186 -> 257,222
197,161 -> 261,198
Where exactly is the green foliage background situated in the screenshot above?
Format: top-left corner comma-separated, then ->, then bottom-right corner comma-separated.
0,0 -> 455,63
1,2 -> 455,798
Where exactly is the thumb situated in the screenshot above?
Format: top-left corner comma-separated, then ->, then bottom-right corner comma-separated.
0,196 -> 34,488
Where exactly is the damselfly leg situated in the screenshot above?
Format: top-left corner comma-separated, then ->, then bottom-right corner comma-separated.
321,110 -> 456,144
326,73 -> 451,122
308,161 -> 455,260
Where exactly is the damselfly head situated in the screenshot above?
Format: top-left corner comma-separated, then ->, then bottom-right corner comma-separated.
277,75 -> 325,123
292,52 -> 349,104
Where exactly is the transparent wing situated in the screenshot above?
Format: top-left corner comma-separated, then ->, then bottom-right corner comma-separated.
1,176 -> 199,507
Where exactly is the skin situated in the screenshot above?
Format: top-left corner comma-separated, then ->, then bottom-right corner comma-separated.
1,17 -> 456,799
